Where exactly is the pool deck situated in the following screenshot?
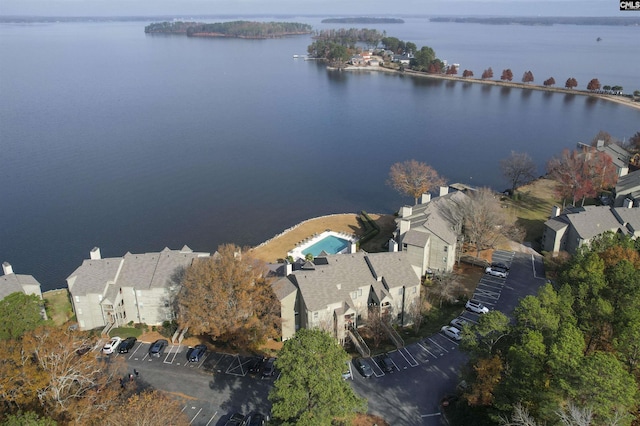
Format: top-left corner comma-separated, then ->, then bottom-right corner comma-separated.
287,230 -> 358,261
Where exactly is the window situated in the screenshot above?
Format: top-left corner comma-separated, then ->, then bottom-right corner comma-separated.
313,312 -> 318,320
358,288 -> 363,297
444,246 -> 448,252
75,296 -> 80,302
399,288 -> 404,295
77,308 -> 82,315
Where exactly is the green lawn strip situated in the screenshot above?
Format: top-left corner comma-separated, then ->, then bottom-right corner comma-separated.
109,327 -> 142,338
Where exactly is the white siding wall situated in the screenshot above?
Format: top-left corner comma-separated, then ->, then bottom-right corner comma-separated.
74,293 -> 106,330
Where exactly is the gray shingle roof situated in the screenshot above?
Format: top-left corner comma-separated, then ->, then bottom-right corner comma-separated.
292,252 -> 378,312
567,206 -> 623,239
402,230 -> 430,247
0,273 -> 42,300
290,251 -> 420,313
67,246 -> 209,297
616,169 -> 640,194
544,216 -> 569,232
366,252 -> 420,290
400,191 -> 467,245
613,207 -> 640,234
67,258 -> 122,296
271,276 -> 297,301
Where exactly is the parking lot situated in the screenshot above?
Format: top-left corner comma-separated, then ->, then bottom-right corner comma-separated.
91,250 -> 543,426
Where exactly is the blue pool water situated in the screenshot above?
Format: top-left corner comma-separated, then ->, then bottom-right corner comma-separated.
302,235 -> 350,257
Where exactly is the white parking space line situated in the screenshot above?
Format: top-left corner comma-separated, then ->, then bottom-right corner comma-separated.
371,359 -> 385,377
189,407 -> 202,425
428,337 -> 449,353
163,345 -> 180,364
417,342 -> 438,359
475,288 -> 501,299
205,411 -> 218,426
128,343 -> 143,360
479,278 -> 505,287
398,348 -> 418,367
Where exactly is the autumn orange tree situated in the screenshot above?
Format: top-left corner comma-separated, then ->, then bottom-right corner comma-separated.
176,244 -> 280,349
546,148 -> 618,206
481,67 -> 494,79
462,69 -> 474,77
565,77 -> 578,89
543,77 -> 555,87
500,68 -> 513,81
587,78 -> 601,91
387,160 -> 447,205
522,70 -> 534,83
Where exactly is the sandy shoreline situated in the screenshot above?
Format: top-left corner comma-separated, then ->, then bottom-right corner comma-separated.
336,65 -> 640,112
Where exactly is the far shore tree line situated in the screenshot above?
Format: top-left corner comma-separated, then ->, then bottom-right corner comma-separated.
306,28 -> 638,97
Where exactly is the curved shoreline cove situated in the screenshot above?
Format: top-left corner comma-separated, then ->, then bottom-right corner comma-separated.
339,66 -> 640,111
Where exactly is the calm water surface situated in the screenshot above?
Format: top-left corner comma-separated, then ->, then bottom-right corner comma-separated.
1,19 -> 639,290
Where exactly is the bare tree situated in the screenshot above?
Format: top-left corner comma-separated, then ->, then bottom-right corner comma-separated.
461,188 -> 508,258
556,402 -> 593,426
407,296 -> 425,333
500,151 -> 536,194
500,403 -> 541,426
427,272 -> 464,307
388,160 -> 447,205
366,307 -> 390,349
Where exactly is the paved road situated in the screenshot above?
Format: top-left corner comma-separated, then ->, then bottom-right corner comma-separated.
100,250 -> 545,425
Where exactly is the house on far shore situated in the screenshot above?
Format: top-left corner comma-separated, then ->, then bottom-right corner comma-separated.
0,262 -> 46,319
614,169 -> 640,207
67,246 -> 209,332
270,251 -> 420,342
393,187 -> 469,277
541,204 -> 640,255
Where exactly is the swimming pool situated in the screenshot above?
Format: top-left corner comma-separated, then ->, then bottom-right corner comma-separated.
302,235 -> 350,257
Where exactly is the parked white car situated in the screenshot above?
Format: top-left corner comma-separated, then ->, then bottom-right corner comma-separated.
485,266 -> 508,278
441,325 -> 462,341
450,317 -> 469,330
102,336 -> 122,354
465,300 -> 490,314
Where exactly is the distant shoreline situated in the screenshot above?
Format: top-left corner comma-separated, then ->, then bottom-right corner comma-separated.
337,65 -> 640,112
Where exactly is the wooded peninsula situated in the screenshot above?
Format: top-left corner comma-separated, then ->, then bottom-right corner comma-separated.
144,20 -> 312,38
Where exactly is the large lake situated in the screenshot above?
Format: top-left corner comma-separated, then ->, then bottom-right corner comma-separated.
1,17 -> 639,291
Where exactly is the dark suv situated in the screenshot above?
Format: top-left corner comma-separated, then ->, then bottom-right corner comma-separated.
188,344 -> 207,362
149,339 -> 168,357
118,336 -> 137,354
261,357 -> 276,378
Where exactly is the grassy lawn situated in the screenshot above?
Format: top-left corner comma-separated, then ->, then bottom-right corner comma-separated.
501,178 -> 561,248
43,289 -> 73,326
109,327 -> 143,338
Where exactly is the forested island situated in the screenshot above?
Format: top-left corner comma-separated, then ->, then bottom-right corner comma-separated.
430,16 -> 640,26
321,17 -> 404,24
144,20 -> 312,38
